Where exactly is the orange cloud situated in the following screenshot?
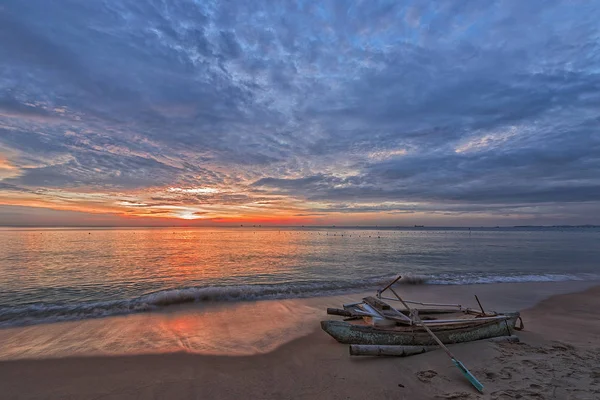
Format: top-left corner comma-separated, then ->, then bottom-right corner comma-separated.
209,216 -> 317,225
0,155 -> 21,179
0,155 -> 16,169
0,183 -> 320,225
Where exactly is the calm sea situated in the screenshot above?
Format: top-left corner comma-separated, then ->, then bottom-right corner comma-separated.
0,227 -> 599,327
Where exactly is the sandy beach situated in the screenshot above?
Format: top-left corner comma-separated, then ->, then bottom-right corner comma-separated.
1,281 -> 599,399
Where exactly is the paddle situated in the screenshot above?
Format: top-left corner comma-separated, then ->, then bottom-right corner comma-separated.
385,286 -> 484,393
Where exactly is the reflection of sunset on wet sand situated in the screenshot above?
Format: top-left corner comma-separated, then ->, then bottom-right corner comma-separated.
0,299 -> 322,359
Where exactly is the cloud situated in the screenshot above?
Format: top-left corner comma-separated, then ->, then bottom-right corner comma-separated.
1,0 -> 600,225
0,96 -> 63,123
253,175 -> 332,190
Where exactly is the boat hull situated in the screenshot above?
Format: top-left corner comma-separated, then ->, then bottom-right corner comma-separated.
321,312 -> 520,345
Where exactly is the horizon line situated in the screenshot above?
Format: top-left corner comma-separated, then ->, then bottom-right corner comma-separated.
1,224 -> 598,229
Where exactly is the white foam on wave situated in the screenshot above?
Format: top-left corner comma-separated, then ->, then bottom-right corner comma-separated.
0,275 -> 396,328
1,272 -> 597,328
428,273 -> 600,285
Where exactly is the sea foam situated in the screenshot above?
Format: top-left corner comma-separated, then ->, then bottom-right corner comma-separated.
1,272 -> 596,328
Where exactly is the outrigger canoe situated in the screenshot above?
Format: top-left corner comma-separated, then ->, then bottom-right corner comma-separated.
321,275 -> 523,346
321,310 -> 521,346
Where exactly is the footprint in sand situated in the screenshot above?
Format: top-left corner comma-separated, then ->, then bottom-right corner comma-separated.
416,369 -> 438,383
551,343 -> 575,352
497,366 -> 515,380
435,392 -> 473,399
521,359 -> 537,367
491,389 -> 544,399
529,383 -> 543,390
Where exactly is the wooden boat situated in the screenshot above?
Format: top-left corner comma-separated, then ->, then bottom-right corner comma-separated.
321,310 -> 521,346
321,275 -> 522,346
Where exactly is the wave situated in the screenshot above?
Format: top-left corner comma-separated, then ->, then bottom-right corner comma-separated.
0,275 -> 395,328
1,272 -> 597,328
398,274 -> 429,285
429,273 -> 600,285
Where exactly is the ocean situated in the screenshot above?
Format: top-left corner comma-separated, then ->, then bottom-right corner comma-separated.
1,227 -> 599,328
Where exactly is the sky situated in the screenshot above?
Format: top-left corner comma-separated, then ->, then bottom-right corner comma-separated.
1,0 -> 600,227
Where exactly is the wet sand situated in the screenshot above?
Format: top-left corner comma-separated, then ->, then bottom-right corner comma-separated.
1,281 -> 600,399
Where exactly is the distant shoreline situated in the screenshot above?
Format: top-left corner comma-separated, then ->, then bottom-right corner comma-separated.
1,224 -> 599,229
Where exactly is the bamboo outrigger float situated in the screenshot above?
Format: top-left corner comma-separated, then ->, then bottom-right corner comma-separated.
320,275 -> 524,393
348,335 -> 520,356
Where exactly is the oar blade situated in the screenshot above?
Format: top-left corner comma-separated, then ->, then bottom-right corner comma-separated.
452,359 -> 484,393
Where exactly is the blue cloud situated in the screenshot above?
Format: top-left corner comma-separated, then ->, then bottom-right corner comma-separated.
1,0 -> 600,223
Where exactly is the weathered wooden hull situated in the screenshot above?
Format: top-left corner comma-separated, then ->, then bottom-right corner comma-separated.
321,312 -> 520,345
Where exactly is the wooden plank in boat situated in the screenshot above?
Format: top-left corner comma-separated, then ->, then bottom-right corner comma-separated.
363,297 -> 413,324
363,296 -> 392,310
422,315 -> 510,325
358,303 -> 412,325
359,303 -> 396,327
327,308 -> 373,318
